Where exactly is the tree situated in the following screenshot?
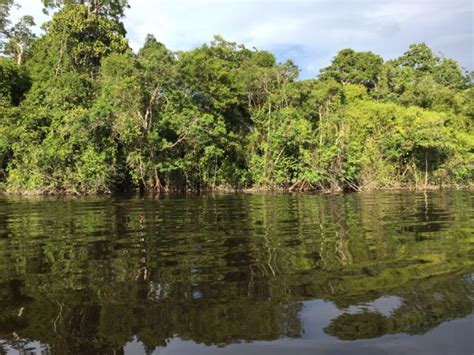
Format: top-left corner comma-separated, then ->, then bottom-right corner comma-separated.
0,0 -> 15,37
0,57 -> 30,182
0,0 -> 16,54
41,0 -> 129,21
0,57 -> 30,105
319,49 -> 384,89
432,57 -> 468,89
393,43 -> 438,73
376,43 -> 470,111
176,36 -> 256,188
4,15 -> 36,65
5,4 -> 128,194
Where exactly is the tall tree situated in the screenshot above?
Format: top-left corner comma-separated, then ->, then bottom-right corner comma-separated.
393,43 -> 438,73
0,0 -> 15,35
0,0 -> 15,52
3,15 -> 36,65
6,4 -> 128,194
41,0 -> 129,21
319,49 -> 384,89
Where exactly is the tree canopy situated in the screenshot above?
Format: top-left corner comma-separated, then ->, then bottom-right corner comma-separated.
0,3 -> 472,194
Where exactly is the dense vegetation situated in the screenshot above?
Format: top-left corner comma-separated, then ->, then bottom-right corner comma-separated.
0,0 -> 472,194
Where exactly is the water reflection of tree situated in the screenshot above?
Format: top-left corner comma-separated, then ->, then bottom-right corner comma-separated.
325,274 -> 473,340
0,191 -> 472,353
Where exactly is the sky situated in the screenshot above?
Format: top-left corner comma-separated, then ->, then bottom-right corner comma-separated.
11,0 -> 474,79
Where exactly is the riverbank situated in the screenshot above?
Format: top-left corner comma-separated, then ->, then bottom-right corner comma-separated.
1,182 -> 472,196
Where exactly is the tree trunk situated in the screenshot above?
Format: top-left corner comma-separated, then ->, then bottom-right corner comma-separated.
16,42 -> 23,65
154,168 -> 164,193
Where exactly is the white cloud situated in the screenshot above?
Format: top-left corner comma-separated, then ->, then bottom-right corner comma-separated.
10,0 -> 474,78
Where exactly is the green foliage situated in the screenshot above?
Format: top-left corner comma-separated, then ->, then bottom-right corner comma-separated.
394,43 -> 438,73
0,58 -> 30,184
0,0 -> 15,38
319,48 -> 384,89
0,2 -> 471,194
41,0 -> 130,21
3,4 -> 128,194
0,57 -> 30,105
3,15 -> 36,65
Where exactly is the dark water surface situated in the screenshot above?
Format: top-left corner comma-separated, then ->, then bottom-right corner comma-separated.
0,191 -> 473,354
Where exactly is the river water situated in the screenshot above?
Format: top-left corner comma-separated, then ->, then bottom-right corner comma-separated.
0,191 -> 473,354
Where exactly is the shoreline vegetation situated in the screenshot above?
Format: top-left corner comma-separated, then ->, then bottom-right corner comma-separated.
0,1 -> 473,196
2,184 -> 473,197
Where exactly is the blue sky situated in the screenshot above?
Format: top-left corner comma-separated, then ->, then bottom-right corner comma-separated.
12,0 -> 473,79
